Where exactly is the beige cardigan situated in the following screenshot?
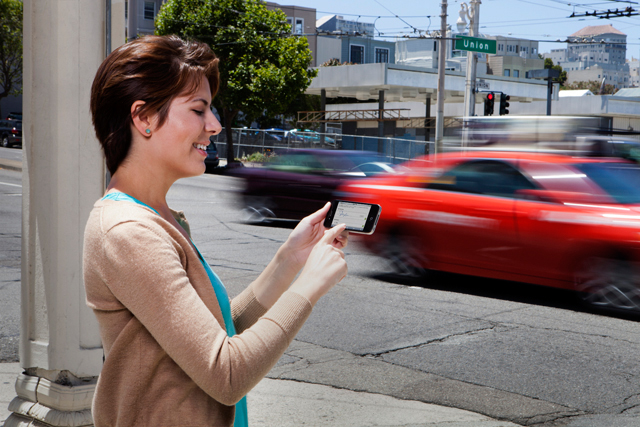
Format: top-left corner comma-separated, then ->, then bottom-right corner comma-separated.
83,199 -> 313,426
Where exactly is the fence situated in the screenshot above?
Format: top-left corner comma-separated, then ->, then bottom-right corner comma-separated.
211,128 -> 436,164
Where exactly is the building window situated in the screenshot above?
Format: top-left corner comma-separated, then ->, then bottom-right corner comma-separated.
143,1 -> 155,20
504,69 -> 510,77
375,48 -> 389,63
286,17 -> 303,34
350,45 -> 364,64
498,43 -> 504,51
514,70 -> 520,78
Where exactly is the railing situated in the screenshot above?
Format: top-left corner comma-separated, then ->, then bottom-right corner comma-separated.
210,128 -> 438,164
297,109 -> 412,123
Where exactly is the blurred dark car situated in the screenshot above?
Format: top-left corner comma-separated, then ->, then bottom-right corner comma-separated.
0,119 -> 22,148
204,138 -> 219,172
6,112 -> 22,121
576,136 -> 640,163
339,151 -> 640,314
230,149 -> 401,221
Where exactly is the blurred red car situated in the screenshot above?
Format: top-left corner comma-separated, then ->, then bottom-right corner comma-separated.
337,151 -> 640,313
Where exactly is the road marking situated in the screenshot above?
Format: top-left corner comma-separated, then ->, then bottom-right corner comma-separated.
0,181 -> 22,188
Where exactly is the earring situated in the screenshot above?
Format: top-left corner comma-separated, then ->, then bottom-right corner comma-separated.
145,129 -> 151,135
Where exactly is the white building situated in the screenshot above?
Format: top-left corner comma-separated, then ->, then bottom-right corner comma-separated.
559,24 -> 630,88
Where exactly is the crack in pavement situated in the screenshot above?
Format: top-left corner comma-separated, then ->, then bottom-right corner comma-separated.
361,324 -> 500,357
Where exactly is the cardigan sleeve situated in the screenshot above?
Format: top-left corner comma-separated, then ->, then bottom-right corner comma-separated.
100,220 -> 312,405
231,287 -> 269,334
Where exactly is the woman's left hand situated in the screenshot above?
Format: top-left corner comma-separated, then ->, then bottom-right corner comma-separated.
283,202 -> 349,269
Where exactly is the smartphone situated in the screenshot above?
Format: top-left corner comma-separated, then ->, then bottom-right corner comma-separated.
324,200 -> 381,235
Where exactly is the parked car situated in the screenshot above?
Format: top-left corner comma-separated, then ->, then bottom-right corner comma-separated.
288,129 -> 336,145
0,119 -> 22,148
338,151 -> 640,314
230,149 -> 401,221
264,128 -> 287,142
6,112 -> 22,121
204,137 -> 219,172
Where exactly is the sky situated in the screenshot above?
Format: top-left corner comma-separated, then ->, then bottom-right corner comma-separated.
285,0 -> 640,61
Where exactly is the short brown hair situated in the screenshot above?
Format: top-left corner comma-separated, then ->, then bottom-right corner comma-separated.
90,35 -> 219,174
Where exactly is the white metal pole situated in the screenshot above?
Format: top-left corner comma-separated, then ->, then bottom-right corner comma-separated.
435,0 -> 447,156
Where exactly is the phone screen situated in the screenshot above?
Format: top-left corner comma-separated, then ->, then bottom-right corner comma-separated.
330,201 -> 373,232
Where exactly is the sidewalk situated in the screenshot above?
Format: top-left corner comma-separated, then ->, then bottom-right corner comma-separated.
1,362 -> 519,427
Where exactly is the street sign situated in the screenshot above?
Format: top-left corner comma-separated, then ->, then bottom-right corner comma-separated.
477,79 -> 490,90
455,36 -> 497,54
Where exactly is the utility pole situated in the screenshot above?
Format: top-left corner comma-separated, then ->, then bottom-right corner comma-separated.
461,0 -> 481,118
435,0 -> 447,156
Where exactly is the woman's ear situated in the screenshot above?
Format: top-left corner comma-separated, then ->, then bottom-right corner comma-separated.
131,101 -> 153,138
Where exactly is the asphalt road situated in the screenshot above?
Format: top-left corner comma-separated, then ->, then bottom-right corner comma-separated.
1,158 -> 639,426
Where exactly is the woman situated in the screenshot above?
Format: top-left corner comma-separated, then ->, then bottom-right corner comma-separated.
84,35 -> 348,427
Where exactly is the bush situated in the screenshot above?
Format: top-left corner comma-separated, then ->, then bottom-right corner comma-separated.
242,152 -> 278,163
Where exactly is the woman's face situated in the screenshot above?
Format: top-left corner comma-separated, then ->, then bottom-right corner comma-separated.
151,76 -> 221,180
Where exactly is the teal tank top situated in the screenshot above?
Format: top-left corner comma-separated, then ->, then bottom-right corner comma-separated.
101,192 -> 248,427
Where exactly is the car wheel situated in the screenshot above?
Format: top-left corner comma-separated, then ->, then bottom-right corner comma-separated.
383,232 -> 428,278
574,256 -> 640,313
1,136 -> 9,148
241,206 -> 276,223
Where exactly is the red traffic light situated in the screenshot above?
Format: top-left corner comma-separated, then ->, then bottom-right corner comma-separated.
486,93 -> 494,101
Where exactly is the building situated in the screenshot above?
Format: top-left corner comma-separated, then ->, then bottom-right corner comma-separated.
126,0 -> 163,38
558,24 -> 630,88
266,2 -> 318,66
545,48 -> 567,65
316,15 -> 375,38
316,35 -> 395,66
395,38 -> 440,69
393,33 -> 487,74
483,35 -> 544,78
629,58 -> 639,87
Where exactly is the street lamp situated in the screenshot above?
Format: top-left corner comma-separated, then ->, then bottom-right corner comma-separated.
456,4 -> 468,34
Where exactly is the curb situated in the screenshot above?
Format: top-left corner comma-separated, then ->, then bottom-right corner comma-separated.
0,159 -> 21,172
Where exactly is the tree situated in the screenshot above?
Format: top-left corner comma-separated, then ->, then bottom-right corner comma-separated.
544,58 -> 567,86
155,0 -> 317,163
0,0 -> 23,118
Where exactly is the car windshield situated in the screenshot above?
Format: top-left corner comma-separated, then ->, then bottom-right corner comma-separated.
575,162 -> 640,204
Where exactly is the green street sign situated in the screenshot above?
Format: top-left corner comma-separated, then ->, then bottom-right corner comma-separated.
455,36 -> 497,54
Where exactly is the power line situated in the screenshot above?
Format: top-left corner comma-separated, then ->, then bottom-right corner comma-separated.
569,6 -> 639,17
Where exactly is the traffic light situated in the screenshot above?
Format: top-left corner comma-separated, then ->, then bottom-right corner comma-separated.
484,92 -> 495,116
499,94 -> 510,115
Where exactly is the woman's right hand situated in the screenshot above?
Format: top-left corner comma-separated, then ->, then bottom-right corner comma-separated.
289,224 -> 348,305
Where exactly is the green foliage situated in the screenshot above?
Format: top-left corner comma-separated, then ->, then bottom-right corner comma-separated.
0,0 -> 23,114
562,80 -> 618,95
320,58 -> 355,67
155,0 -> 317,160
242,151 -> 276,163
544,57 -> 567,86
